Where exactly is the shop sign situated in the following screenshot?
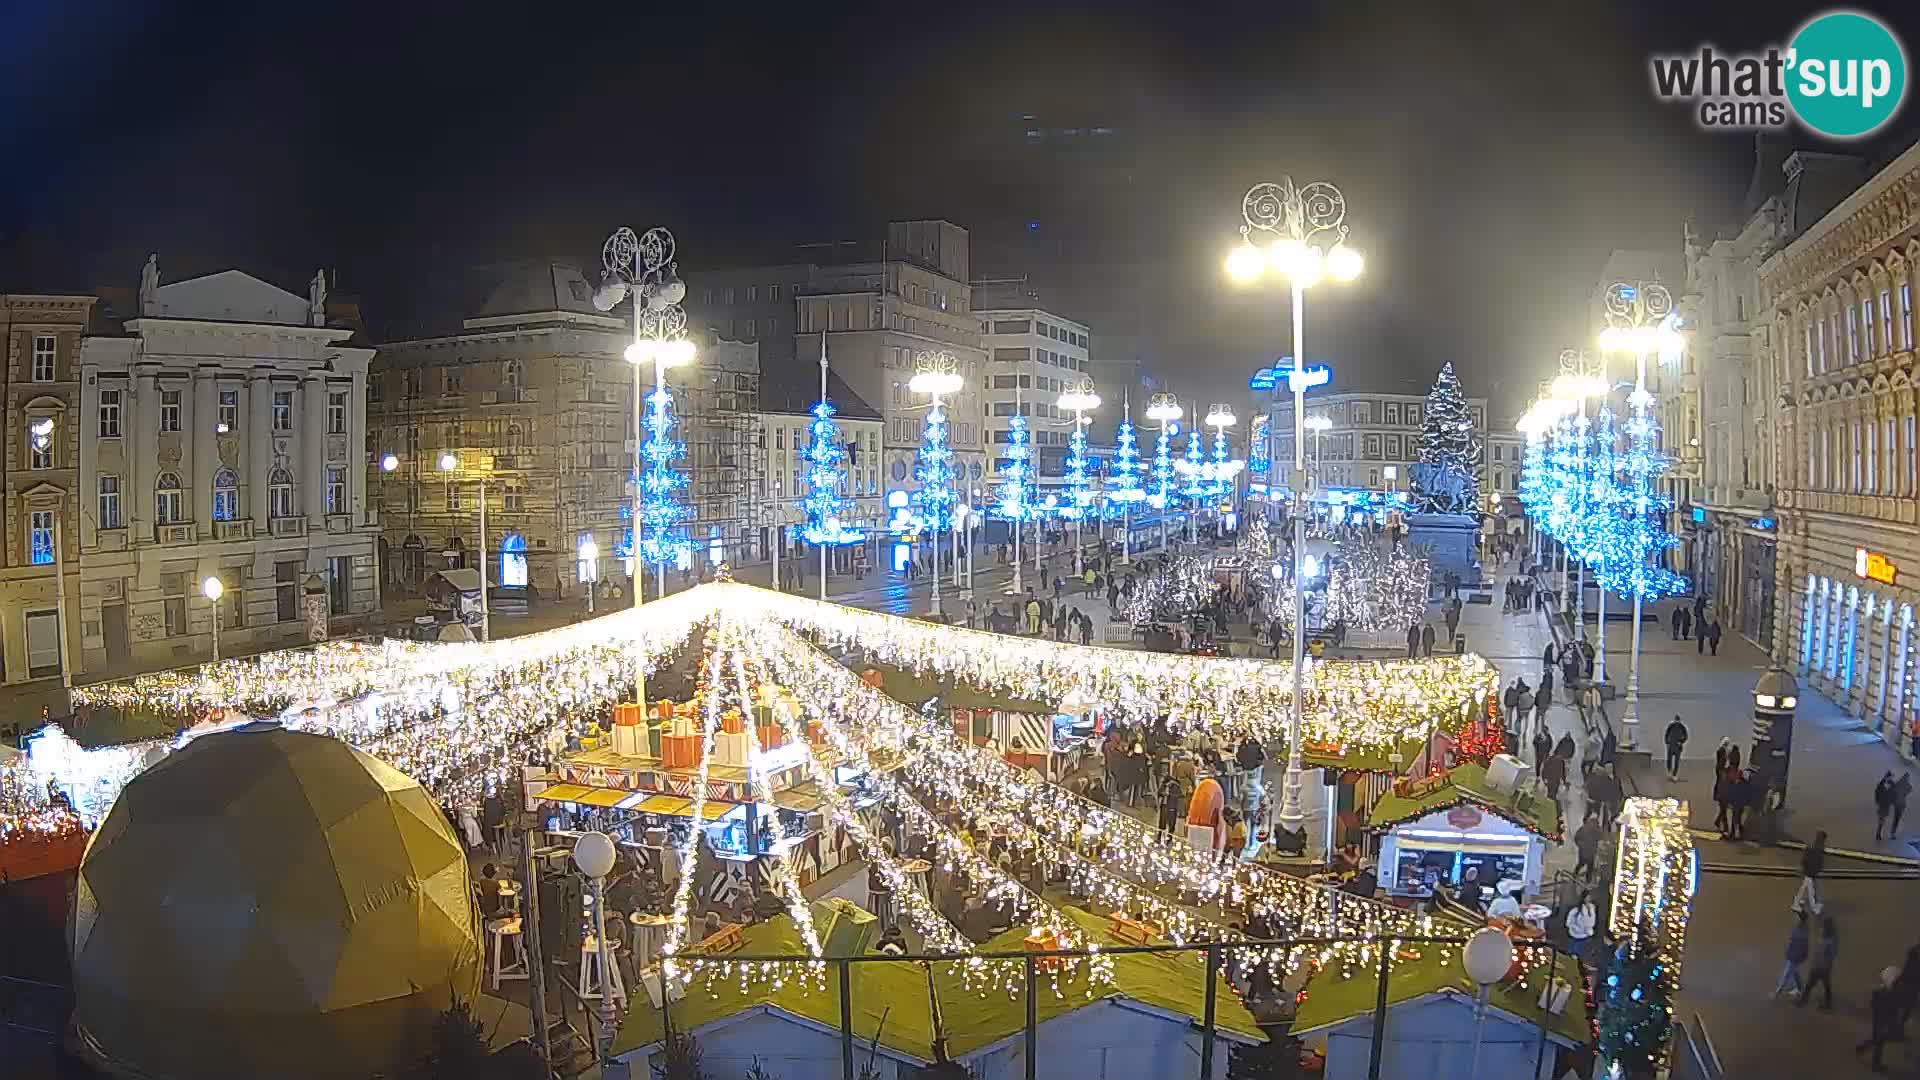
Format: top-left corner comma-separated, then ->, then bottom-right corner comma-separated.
1856,547 -> 1898,586
1446,804 -> 1484,830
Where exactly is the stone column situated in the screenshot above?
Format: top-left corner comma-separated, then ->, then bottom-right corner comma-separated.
349,370 -> 366,524
250,369 -> 273,531
130,367 -> 158,540
192,368 -> 215,534
303,374 -> 326,524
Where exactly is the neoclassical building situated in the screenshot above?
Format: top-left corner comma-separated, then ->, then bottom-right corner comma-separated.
1761,141 -> 1920,749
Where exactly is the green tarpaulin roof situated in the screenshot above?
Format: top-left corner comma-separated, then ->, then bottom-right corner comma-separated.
859,662 -> 1055,715
1365,762 -> 1562,840
1290,945 -> 1589,1046
612,906 -> 1262,1060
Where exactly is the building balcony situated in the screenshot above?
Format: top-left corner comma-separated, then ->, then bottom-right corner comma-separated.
325,514 -> 354,535
269,516 -> 308,538
95,527 -> 128,552
154,523 -> 195,546
215,519 -> 255,542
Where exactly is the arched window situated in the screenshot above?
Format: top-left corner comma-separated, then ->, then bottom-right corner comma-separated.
499,532 -> 528,588
154,472 -> 184,524
504,359 -> 523,393
212,468 -> 239,522
268,467 -> 295,519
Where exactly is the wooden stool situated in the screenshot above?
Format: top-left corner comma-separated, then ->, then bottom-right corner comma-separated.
580,936 -> 628,1010
487,917 -> 528,990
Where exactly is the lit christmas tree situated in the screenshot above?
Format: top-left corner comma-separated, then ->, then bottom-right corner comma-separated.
1542,410 -> 1582,545
1104,411 -> 1146,517
1601,387 -> 1687,601
1178,426 -> 1208,507
1060,417 -> 1093,521
798,401 -> 863,546
1597,931 -> 1673,1080
913,399 -> 957,532
638,386 -> 693,567
995,411 -> 1034,523
1411,362 -> 1483,513
1207,425 -> 1236,498
1517,429 -> 1549,525
1579,404 -> 1629,583
1147,423 -> 1176,512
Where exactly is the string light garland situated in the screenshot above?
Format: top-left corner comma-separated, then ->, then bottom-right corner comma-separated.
1323,532 -> 1430,634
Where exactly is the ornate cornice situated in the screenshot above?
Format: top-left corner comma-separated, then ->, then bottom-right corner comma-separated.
1762,167 -> 1920,301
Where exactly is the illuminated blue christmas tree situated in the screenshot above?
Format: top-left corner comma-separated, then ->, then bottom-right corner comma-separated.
913,399 -> 957,531
1148,423 -> 1177,512
1059,419 -> 1094,521
1518,433 -> 1548,524
1207,425 -> 1238,498
1598,388 -> 1687,600
1541,411 -> 1581,545
1577,404 -> 1630,579
1178,426 -> 1208,507
799,401 -> 864,546
995,412 -> 1034,523
1105,412 -> 1147,517
638,386 -> 693,566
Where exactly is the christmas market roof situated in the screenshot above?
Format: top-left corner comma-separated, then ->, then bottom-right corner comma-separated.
1290,944 -> 1589,1046
610,906 -> 1262,1061
1302,733 -> 1430,775
1364,761 -> 1562,840
859,661 -> 1056,715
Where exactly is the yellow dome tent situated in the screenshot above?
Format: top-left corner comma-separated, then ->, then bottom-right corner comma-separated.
72,721 -> 482,1079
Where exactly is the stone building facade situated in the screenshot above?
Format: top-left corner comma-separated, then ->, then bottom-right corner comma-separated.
1761,140 -> 1920,749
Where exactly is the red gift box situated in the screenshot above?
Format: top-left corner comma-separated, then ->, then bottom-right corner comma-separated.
614,702 -> 643,728
721,710 -> 746,736
756,723 -> 786,749
661,733 -> 700,769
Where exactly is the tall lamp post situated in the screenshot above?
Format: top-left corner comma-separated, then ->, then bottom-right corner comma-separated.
909,349 -> 963,618
202,576 -> 224,661
439,452 -> 488,642
1303,414 -> 1332,487
578,537 -> 599,613
1145,394 -> 1182,552
1226,178 -> 1363,845
1205,403 -> 1239,528
593,225 -> 696,605
571,831 -> 619,1066
1598,280 -> 1685,749
1551,366 -> 1609,677
1058,379 -> 1102,575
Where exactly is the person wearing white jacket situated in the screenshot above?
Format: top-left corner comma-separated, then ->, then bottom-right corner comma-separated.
1565,891 -> 1597,969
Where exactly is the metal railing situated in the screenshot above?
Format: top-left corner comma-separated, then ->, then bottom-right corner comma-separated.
627,934 -> 1576,1080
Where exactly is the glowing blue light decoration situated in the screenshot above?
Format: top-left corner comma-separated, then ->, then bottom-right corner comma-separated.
799,401 -> 864,545
1178,426 -> 1208,505
1599,388 -> 1687,601
1148,424 -> 1177,510
995,412 -> 1034,522
1208,426 -> 1236,498
1248,415 -> 1271,481
1059,419 -> 1093,521
912,399 -> 957,531
638,386 -> 693,566
1105,414 -> 1146,517
1518,433 -> 1549,524
1578,404 -> 1630,575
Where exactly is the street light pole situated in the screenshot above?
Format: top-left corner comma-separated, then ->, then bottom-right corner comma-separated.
1226,177 -> 1364,849
910,350 -> 962,618
1059,379 -> 1102,578
202,576 -> 224,662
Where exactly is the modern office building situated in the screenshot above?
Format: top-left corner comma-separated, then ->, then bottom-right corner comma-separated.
973,281 -> 1091,499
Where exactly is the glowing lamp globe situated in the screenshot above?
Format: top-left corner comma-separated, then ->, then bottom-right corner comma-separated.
572,831 -> 618,878
1145,395 -> 1183,423
437,452 -> 458,472
1205,405 -> 1236,428
380,453 -> 399,472
624,341 -> 654,365
1058,386 -> 1101,413
200,576 -> 223,602
1462,927 -> 1516,985
1326,243 -> 1364,282
661,338 -> 697,369
1225,243 -> 1265,282
590,280 -> 628,312
71,723 -> 480,1080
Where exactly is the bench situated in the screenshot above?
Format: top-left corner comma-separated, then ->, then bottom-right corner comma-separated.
1107,915 -> 1165,947
694,923 -> 745,954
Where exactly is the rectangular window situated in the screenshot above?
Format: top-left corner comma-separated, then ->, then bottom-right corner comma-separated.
325,467 -> 346,514
1867,421 -> 1878,491
328,555 -> 351,616
1863,299 -> 1876,356
1815,318 -> 1828,371
446,484 -> 461,512
1881,289 -> 1894,353
275,561 -> 301,622
272,390 -> 294,430
1848,307 -> 1860,363
1806,321 -> 1817,375
1852,422 -> 1862,491
163,597 -> 187,638
28,423 -> 52,469
25,610 -> 60,678
155,485 -> 183,525
769,284 -> 781,301
98,476 -> 122,529
503,486 -> 523,511
98,389 -> 122,438
1908,416 -> 1917,493
1902,284 -> 1915,351
159,389 -> 182,432
218,389 -> 239,431
28,510 -> 54,565
328,391 -> 348,434
30,334 -> 55,382
992,319 -> 1032,334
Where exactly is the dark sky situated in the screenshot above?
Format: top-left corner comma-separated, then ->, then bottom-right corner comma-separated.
4,0 -> 1916,419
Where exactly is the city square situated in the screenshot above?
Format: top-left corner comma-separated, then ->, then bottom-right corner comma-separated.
2,5 -> 1919,1080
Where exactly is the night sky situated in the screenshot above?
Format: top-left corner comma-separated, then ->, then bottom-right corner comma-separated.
4,0 -> 1917,418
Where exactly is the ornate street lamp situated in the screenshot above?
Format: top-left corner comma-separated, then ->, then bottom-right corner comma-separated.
1144,394 -> 1183,553
1226,177 -> 1363,851
909,349 -> 963,618
1057,378 -> 1102,575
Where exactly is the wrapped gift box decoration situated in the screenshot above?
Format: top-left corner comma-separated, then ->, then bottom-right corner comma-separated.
721,709 -> 746,736
650,700 -> 673,723
661,733 -> 701,769
756,723 -> 786,749
714,730 -> 751,768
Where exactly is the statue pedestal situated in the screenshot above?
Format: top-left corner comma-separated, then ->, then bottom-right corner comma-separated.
1406,513 -> 1481,588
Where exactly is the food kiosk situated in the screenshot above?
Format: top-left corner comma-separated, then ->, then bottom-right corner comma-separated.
1368,762 -> 1559,901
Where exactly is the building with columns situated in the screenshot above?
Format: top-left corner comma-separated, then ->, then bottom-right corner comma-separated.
1761,139 -> 1920,749
74,265 -> 379,676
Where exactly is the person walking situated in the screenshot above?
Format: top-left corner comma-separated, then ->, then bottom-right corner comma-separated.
1671,606 -> 1685,641
1024,595 -> 1042,636
1875,771 -> 1897,841
1773,912 -> 1810,999
1573,811 -> 1603,880
1406,622 -> 1421,659
1892,772 -> 1912,837
1539,667 -> 1556,709
1859,965 -> 1903,1072
1793,830 -> 1827,918
1554,732 -> 1576,763
1532,687 -> 1550,736
1532,727 -> 1554,775
1663,715 -> 1689,780
1585,763 -> 1621,827
1796,916 -> 1838,1010
1713,761 -> 1735,837
1705,619 -> 1723,656
1541,747 -> 1568,807
1565,890 -> 1597,969
1727,766 -> 1754,841
1714,737 -> 1734,777
1443,601 -> 1460,644
1420,622 -> 1436,658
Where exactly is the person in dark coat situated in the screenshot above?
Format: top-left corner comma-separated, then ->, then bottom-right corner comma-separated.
1859,965 -> 1903,1071
1713,764 -> 1735,837
1663,716 -> 1689,780
1705,619 -> 1723,656
1554,733 -> 1576,761
1538,667 -> 1555,708
1541,749 -> 1569,805
1726,768 -> 1755,840
1797,916 -> 1838,1010
1532,728 -> 1553,774
1876,772 -> 1897,841
1420,623 -> 1436,658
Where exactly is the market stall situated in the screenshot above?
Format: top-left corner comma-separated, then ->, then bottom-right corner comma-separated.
857,663 -> 1078,776
1368,761 -> 1559,902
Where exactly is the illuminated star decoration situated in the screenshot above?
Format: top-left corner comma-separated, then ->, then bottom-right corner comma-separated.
639,386 -> 694,566
798,401 -> 863,546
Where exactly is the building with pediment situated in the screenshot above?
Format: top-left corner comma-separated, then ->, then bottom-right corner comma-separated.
66,259 -> 379,678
